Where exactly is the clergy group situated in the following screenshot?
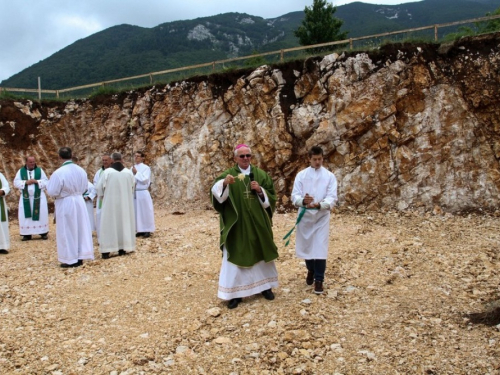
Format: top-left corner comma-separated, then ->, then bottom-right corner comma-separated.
0,143 -> 338,308
0,147 -> 156,268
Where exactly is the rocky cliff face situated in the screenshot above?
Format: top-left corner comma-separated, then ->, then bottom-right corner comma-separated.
1,33 -> 499,214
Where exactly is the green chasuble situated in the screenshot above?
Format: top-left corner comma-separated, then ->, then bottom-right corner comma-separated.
211,165 -> 279,267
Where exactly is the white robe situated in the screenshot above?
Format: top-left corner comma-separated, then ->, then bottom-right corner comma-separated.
46,161 -> 94,264
291,166 -> 338,260
0,173 -> 10,250
13,167 -> 50,235
96,167 -> 136,253
132,163 -> 155,233
211,166 -> 278,300
93,168 -> 105,239
84,181 -> 96,231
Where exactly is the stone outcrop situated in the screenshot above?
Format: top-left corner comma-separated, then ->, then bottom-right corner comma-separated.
1,32 -> 500,213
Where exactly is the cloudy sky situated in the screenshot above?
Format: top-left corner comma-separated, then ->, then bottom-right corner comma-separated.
0,0 -> 419,83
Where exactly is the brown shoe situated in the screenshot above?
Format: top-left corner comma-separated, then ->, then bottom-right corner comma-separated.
306,270 -> 314,285
314,281 -> 324,295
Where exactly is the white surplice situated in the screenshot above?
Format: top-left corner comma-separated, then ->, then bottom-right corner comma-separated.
291,166 -> 338,260
93,168 -> 105,240
211,166 -> 278,300
13,167 -> 50,235
132,163 -> 155,233
0,172 -> 10,250
46,161 -> 94,264
84,181 -> 96,231
96,167 -> 136,253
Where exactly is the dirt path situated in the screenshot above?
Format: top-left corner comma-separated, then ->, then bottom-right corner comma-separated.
0,208 -> 499,374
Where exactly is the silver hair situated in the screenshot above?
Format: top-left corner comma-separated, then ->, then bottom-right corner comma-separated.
111,152 -> 122,161
234,146 -> 251,156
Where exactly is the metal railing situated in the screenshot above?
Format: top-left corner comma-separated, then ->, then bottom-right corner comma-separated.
1,13 -> 499,100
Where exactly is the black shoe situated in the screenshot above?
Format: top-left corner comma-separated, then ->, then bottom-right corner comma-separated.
22,235 -> 32,241
135,232 -> 144,237
314,281 -> 324,295
306,270 -> 314,285
261,289 -> 275,300
0,249 -> 9,254
228,298 -> 242,309
60,260 -> 82,268
118,250 -> 126,256
102,253 -> 110,259
41,233 -> 48,240
142,232 -> 151,238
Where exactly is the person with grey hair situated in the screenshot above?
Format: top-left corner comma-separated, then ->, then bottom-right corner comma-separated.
13,156 -> 50,241
46,147 -> 94,267
211,143 -> 279,309
93,153 -> 112,240
96,152 -> 136,259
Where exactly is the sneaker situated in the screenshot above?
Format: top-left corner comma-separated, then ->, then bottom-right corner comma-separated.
314,281 -> 324,295
306,270 -> 314,285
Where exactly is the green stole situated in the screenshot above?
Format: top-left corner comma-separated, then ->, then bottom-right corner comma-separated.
20,167 -> 42,221
211,165 -> 279,267
0,177 -> 5,222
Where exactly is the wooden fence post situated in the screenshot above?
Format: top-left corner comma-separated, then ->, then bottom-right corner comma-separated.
38,77 -> 41,101
280,50 -> 284,62
434,25 -> 438,41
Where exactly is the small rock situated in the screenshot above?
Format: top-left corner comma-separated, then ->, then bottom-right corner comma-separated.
206,307 -> 221,317
214,336 -> 231,344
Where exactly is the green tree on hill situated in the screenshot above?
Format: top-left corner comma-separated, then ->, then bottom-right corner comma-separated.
294,0 -> 348,53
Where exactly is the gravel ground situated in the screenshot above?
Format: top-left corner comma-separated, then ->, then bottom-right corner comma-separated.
0,208 -> 499,374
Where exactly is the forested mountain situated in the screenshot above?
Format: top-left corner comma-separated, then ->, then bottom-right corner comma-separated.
1,0 -> 498,90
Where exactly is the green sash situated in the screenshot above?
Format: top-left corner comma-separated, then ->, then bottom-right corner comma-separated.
20,167 -> 42,221
0,177 -> 5,222
282,206 -> 319,246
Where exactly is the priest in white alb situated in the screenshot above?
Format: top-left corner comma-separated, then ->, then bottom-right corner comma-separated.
46,147 -> 94,268
92,153 -> 112,241
96,152 -> 136,259
83,181 -> 96,231
131,151 -> 155,238
0,171 -> 11,254
291,146 -> 338,295
13,156 -> 50,241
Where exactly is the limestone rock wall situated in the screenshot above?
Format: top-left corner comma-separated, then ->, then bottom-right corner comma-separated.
1,33 -> 500,213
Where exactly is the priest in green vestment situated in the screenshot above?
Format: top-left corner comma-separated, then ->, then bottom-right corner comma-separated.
211,144 -> 279,309
13,156 -> 50,241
